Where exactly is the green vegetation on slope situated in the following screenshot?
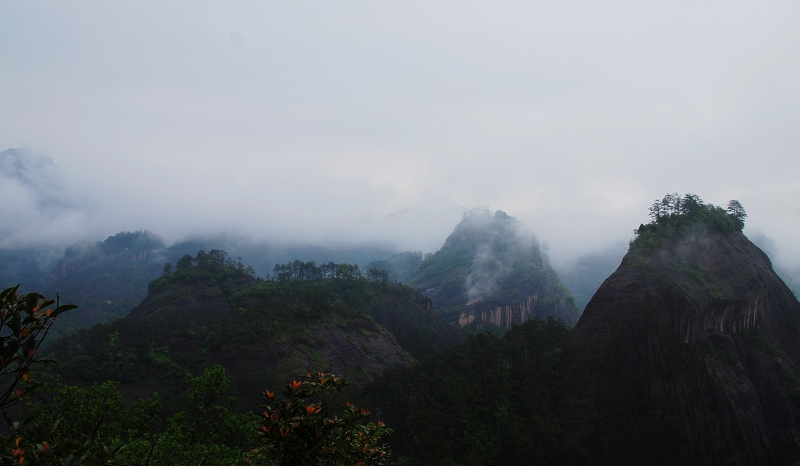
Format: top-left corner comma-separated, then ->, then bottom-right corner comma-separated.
48,251 -> 450,410
629,193 -> 747,263
42,231 -> 172,339
410,209 -> 579,326
0,286 -> 394,466
360,317 -> 584,465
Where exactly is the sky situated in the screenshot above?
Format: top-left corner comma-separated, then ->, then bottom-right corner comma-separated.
2,1 -> 800,267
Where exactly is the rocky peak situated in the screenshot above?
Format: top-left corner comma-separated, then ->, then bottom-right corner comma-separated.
557,206 -> 800,465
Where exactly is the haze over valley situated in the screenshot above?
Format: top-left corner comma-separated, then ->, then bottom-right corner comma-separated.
3,2 -> 800,465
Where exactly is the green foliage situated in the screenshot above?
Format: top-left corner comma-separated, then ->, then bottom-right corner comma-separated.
153,249 -> 253,293
49,275 -> 407,398
631,194 -> 747,262
780,367 -> 798,382
0,285 -> 76,410
271,261 -> 365,282
17,365 -> 259,466
701,338 -> 738,366
254,372 -> 391,466
409,209 -> 579,323
743,326 -> 781,357
361,317 -> 585,465
702,339 -> 725,359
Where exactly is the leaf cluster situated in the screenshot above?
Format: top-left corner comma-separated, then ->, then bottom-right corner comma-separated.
0,285 -> 75,410
254,372 -> 391,466
11,365 -> 259,466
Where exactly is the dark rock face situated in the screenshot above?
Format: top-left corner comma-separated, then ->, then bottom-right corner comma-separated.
361,287 -> 465,359
557,230 -> 800,465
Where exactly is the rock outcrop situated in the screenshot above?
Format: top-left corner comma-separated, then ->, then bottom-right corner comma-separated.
557,227 -> 800,465
411,208 -> 580,328
455,292 -> 575,329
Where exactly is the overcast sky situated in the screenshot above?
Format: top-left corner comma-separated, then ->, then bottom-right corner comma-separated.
1,1 -> 799,266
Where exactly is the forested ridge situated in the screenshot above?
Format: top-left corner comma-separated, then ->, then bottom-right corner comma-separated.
8,200 -> 760,464
0,243 -> 581,464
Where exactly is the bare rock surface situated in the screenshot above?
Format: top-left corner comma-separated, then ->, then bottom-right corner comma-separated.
557,230 -> 800,465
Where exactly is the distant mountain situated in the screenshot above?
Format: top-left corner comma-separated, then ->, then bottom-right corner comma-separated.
0,148 -> 69,211
0,246 -> 63,293
43,231 -> 178,337
0,148 -> 85,248
558,196 -> 800,465
366,250 -> 424,284
48,252 -> 457,409
0,228 -> 406,339
557,242 -> 627,311
409,209 -> 580,329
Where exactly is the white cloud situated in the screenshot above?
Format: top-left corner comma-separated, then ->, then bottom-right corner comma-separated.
1,1 -> 799,262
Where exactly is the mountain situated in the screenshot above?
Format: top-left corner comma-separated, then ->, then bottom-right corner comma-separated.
366,250 -> 424,284
1,230 -> 404,338
556,242 -> 627,311
0,148 -> 70,213
50,251 -> 460,408
557,195 -> 800,465
410,209 -> 580,329
358,284 -> 464,358
0,246 -> 63,293
44,231 -> 178,337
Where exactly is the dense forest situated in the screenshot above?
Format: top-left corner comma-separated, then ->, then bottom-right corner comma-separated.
360,317 -> 584,465
0,224 -> 585,465
0,282 -> 580,465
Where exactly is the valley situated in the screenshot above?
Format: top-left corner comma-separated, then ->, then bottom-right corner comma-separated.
3,196 -> 800,465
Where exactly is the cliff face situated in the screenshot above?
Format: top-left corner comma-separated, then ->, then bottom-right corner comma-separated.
455,293 -> 573,328
361,287 -> 465,359
410,209 -> 580,328
557,229 -> 800,465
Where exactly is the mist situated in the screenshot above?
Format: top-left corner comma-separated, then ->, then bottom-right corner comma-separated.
2,2 -> 800,268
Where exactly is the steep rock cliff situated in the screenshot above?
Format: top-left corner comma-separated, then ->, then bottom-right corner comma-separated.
410,208 -> 579,328
557,226 -> 800,465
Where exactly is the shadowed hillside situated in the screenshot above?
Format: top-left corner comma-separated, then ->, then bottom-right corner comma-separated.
50,251 -> 461,409
557,194 -> 800,465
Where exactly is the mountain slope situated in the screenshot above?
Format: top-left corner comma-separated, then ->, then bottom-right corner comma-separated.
359,286 -> 464,359
410,209 -> 579,328
50,252 -> 458,408
557,196 -> 800,465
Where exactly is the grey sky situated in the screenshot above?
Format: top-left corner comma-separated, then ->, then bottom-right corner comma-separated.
2,2 -> 799,266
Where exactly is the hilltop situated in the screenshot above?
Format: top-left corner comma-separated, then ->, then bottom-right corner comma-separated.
557,194 -> 800,465
409,209 -> 579,329
50,250 -> 460,409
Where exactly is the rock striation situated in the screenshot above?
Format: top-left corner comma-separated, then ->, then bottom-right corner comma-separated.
410,208 -> 580,328
557,227 -> 800,465
455,292 -> 575,329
